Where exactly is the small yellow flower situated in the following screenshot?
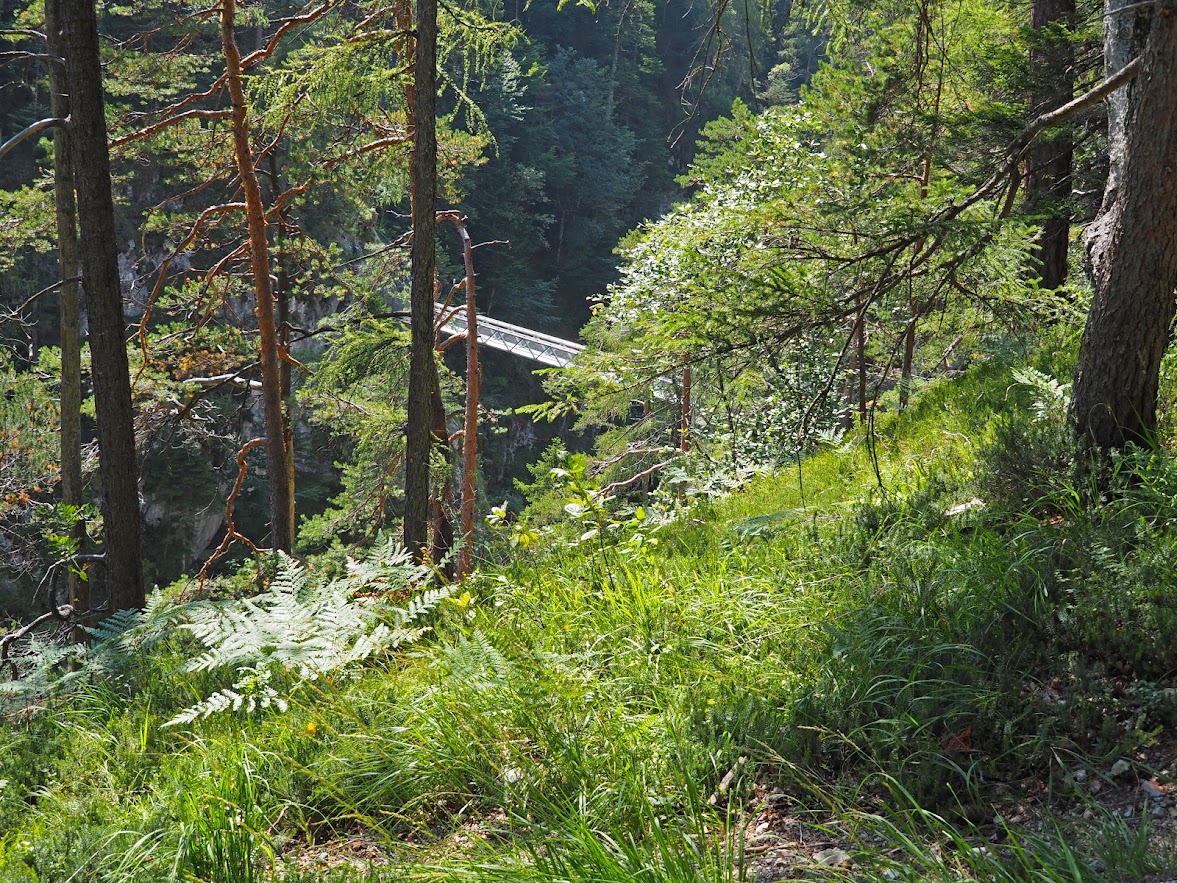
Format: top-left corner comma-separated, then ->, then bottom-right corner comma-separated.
306,722 -> 318,736
449,591 -> 473,610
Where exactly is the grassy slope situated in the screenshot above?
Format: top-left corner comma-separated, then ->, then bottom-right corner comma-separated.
1,358 -> 1176,882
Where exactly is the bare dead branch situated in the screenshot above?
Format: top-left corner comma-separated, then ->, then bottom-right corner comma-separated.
0,275 -> 80,327
134,202 -> 247,390
198,437 -> 266,584
184,372 -> 263,389
591,446 -> 677,473
600,460 -> 675,497
240,0 -> 340,69
323,133 -> 411,167
110,108 -> 231,149
0,117 -> 65,163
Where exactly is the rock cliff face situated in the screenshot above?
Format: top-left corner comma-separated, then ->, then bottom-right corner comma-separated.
121,231 -> 355,583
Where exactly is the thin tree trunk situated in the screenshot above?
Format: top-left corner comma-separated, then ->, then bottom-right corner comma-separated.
680,365 -> 692,452
46,0 -> 86,630
855,296 -> 867,424
1026,0 -> 1075,291
604,0 -> 630,124
1071,0 -> 1177,452
898,294 -> 917,411
59,0 -> 144,612
268,155 -> 296,537
221,0 -> 294,552
899,157 -> 931,412
277,245 -> 295,536
452,215 -> 479,578
429,364 -> 454,575
404,0 -> 438,561
901,0 -> 943,412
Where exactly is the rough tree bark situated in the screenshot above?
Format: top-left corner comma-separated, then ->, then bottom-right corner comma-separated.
59,0 -> 144,611
45,0 -> 87,626
1071,0 -> 1177,452
458,219 -> 478,578
404,0 -> 439,561
436,212 -> 479,578
428,365 -> 455,575
267,154 -> 297,539
899,0 -> 942,412
1026,0 -> 1076,291
1099,0 -> 1152,207
221,0 -> 295,552
899,157 -> 931,412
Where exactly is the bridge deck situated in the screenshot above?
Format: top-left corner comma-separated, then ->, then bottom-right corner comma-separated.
435,304 -> 584,368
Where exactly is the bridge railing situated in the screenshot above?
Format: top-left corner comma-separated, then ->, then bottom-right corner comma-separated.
435,303 -> 585,368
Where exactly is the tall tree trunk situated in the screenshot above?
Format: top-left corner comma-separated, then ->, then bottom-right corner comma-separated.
448,214 -> 479,579
899,157 -> 932,411
1100,0 -> 1151,209
898,292 -> 918,411
855,294 -> 867,424
221,0 -> 294,552
59,0 -> 144,612
1026,0 -> 1076,291
404,0 -> 438,561
429,365 -> 454,575
1071,0 -> 1177,452
277,263 -> 295,536
604,0 -> 630,124
45,0 -> 86,627
267,155 -> 296,538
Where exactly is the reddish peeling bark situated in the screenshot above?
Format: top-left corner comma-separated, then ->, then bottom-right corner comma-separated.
221,0 -> 294,552
435,213 -> 479,578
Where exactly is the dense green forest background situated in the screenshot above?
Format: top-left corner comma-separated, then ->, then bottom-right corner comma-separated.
1,0 -> 822,597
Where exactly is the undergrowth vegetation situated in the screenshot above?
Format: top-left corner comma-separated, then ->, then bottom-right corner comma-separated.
1,354 -> 1176,881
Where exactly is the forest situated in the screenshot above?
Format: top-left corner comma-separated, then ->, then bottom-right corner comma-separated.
2,0 -> 1177,879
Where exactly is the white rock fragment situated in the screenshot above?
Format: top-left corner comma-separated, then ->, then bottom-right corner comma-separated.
814,847 -> 852,868
945,498 -> 984,517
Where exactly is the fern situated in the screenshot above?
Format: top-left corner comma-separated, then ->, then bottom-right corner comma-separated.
0,542 -> 447,722
164,546 -> 448,726
437,630 -> 514,691
1012,366 -> 1071,424
0,637 -> 84,708
84,607 -> 143,646
166,665 -> 288,726
86,590 -> 190,669
401,585 -> 459,624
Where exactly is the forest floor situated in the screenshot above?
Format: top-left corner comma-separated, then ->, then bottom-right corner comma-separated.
3,352 -> 1177,882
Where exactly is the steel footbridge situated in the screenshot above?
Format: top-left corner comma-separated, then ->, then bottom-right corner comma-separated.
435,303 -> 584,367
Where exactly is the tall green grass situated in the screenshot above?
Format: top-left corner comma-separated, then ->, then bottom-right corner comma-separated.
1,357 -> 1176,881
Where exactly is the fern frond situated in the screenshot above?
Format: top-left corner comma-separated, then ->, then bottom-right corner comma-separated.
164,665 -> 289,726
165,543 -> 445,726
85,607 -> 142,645
1012,366 -> 1071,424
